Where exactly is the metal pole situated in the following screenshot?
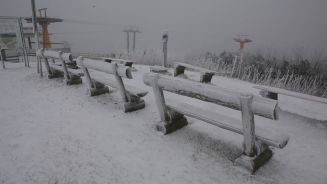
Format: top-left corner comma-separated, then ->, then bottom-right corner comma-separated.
18,17 -> 29,67
30,0 -> 42,76
162,32 -> 168,67
126,31 -> 130,54
132,31 -> 136,52
1,49 -> 5,69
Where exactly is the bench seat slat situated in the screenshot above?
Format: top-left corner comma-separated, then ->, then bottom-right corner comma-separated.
88,69 -> 148,97
166,102 -> 289,149
254,85 -> 327,104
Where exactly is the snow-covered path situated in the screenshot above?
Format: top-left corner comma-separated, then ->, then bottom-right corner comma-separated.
0,62 -> 327,184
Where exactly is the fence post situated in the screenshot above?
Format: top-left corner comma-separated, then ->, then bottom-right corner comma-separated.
240,94 -> 256,157
113,63 -> 128,103
59,51 -> 70,81
78,56 -> 94,89
151,74 -> 168,122
235,93 -> 272,173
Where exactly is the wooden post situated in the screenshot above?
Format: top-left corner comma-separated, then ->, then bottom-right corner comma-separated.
37,49 -> 52,77
235,94 -> 273,173
59,51 -> 70,80
43,57 -> 52,75
78,56 -> 95,89
151,74 -> 168,122
240,94 -> 256,157
149,74 -> 188,133
113,63 -> 128,103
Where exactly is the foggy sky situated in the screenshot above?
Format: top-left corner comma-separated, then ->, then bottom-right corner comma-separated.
1,0 -> 327,56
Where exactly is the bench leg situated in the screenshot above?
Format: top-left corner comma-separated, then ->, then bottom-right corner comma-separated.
174,66 -> 185,77
123,93 -> 145,112
65,75 -> 82,85
151,74 -> 187,134
234,141 -> 272,174
259,90 -> 278,100
200,73 -> 214,83
88,81 -> 109,96
234,95 -> 273,173
156,110 -> 188,134
48,67 -> 64,79
78,57 -> 109,96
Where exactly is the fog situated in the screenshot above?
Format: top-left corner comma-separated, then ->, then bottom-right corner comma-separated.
1,0 -> 327,56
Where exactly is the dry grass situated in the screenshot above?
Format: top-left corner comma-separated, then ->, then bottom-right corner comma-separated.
109,50 -> 327,98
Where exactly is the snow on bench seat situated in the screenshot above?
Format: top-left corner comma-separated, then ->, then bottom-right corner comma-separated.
78,56 -> 146,112
166,102 -> 289,149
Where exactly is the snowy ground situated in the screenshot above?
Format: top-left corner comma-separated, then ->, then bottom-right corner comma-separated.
0,60 -> 327,184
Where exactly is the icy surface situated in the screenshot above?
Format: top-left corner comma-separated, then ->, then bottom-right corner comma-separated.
0,60 -> 327,184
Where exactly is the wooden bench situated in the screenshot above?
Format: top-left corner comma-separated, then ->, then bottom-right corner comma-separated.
254,85 -> 327,104
37,49 -> 82,85
77,56 -> 147,112
174,62 -> 215,83
102,57 -> 135,67
143,73 -> 289,173
1,49 -> 20,68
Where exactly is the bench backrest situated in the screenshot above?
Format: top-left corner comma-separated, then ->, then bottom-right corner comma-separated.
81,57 -> 132,79
254,85 -> 327,104
144,73 -> 278,120
39,49 -> 73,62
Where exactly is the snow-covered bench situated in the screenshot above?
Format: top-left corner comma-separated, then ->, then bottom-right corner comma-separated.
143,73 -> 289,173
37,49 -> 82,85
174,62 -> 215,83
102,57 -> 135,67
77,56 -> 147,112
254,85 -> 327,104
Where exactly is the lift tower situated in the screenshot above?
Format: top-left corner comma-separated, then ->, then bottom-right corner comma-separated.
233,34 -> 252,63
25,8 -> 62,48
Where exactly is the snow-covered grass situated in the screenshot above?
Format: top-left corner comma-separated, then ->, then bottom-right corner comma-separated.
0,60 -> 327,184
105,51 -> 326,98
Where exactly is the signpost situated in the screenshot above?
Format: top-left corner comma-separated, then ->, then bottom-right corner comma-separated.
162,32 -> 168,67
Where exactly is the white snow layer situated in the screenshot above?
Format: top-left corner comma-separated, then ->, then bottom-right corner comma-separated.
0,60 -> 327,184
